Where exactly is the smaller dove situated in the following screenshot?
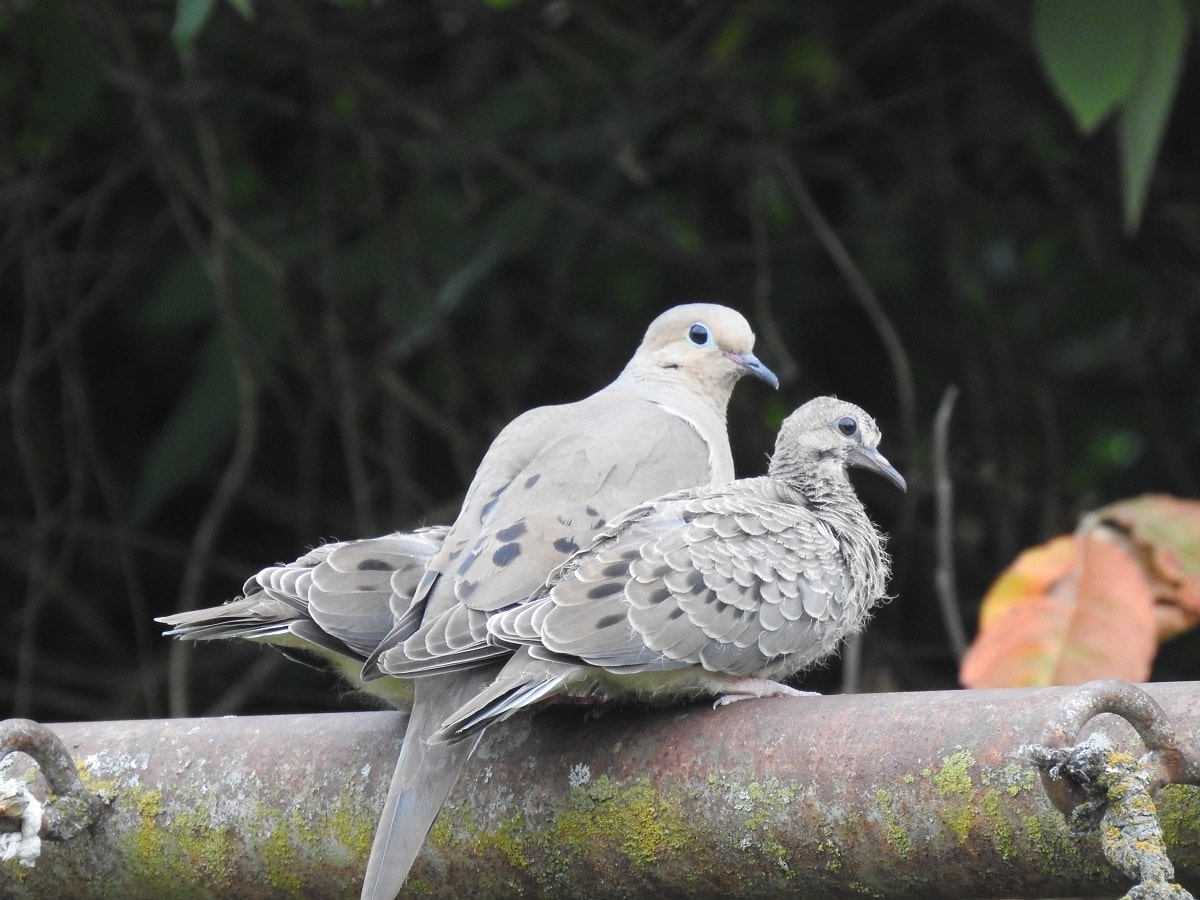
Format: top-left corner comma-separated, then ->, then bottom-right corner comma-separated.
157,527 -> 447,708
434,396 -> 904,742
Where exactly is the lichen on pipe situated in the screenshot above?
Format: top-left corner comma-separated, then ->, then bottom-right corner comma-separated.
0,684 -> 1198,898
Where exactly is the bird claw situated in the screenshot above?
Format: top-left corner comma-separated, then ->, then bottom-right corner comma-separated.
711,681 -> 820,708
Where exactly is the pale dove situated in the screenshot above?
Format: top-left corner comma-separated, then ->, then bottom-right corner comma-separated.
434,396 -> 904,743
358,303 -> 777,900
157,527 -> 447,708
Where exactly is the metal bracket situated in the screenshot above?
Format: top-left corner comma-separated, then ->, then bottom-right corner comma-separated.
1027,679 -> 1199,900
0,718 -> 107,867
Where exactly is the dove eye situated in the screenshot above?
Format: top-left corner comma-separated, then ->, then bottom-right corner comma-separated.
836,416 -> 858,436
687,323 -> 712,346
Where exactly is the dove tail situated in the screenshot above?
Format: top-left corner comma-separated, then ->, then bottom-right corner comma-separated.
433,656 -> 580,743
359,670 -> 493,900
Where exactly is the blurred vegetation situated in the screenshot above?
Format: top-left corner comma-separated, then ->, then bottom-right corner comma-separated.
2,0 -> 1198,722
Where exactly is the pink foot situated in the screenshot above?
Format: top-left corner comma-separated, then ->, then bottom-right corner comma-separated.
712,678 -> 820,708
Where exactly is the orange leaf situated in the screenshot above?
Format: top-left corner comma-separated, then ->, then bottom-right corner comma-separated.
974,535 -> 1076,630
960,530 -> 1157,688
1056,528 -> 1156,683
961,536 -> 1075,688
1092,494 -> 1200,640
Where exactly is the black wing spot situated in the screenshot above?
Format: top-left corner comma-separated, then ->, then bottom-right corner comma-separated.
586,582 -> 624,600
596,614 -> 625,629
496,522 -> 527,542
524,473 -> 541,489
649,587 -> 671,604
553,537 -> 579,554
586,505 -> 600,517
356,558 -> 391,571
602,561 -> 629,578
492,543 -> 522,567
668,607 -> 686,620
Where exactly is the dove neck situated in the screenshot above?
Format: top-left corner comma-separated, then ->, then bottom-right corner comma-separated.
617,358 -> 735,417
774,459 -> 890,603
772,457 -> 864,520
614,364 -> 736,483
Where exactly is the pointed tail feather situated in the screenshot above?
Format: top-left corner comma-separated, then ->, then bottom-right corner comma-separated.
433,653 -> 581,744
359,669 -> 495,900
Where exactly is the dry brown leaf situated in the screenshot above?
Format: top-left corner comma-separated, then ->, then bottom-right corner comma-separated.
1091,494 -> 1200,641
960,527 -> 1158,688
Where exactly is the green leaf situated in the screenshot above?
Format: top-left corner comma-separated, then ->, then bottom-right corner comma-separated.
172,0 -> 217,51
224,0 -> 255,19
1032,0 -> 1150,133
130,332 -> 237,524
1117,0 -> 1188,233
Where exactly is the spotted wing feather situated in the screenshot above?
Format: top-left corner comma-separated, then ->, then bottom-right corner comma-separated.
488,477 -> 855,680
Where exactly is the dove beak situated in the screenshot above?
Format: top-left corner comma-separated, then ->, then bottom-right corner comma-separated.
727,352 -> 780,389
852,446 -> 907,492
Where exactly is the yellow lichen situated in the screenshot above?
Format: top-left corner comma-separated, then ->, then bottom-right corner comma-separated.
552,777 -> 691,867
932,749 -> 976,798
330,802 -> 374,862
931,749 -> 977,843
817,823 -> 845,873
874,788 -> 913,855
981,789 -> 1014,858
476,812 -> 530,870
262,813 -> 304,896
1158,783 -> 1200,853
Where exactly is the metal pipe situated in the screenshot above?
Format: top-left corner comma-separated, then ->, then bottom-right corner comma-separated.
2,683 -> 1199,898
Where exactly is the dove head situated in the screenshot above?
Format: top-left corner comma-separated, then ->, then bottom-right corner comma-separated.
624,303 -> 779,402
769,396 -> 906,492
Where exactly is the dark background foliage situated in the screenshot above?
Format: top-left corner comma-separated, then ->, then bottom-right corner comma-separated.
3,0 -> 1198,722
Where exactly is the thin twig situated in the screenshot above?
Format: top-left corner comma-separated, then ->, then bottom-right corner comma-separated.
841,633 -> 864,695
770,147 -> 920,597
932,385 -> 968,660
316,120 -> 376,536
769,149 -> 919,448
746,174 -> 800,386
167,85 -> 264,718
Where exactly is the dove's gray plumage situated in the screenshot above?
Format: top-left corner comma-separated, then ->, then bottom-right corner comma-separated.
434,396 -> 904,743
157,527 -> 447,708
357,304 -> 777,900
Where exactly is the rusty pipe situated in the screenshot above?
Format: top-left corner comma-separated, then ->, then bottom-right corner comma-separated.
2,683 -> 1199,898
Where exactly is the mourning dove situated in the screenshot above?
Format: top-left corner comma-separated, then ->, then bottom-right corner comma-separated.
157,527 -> 447,708
433,396 -> 904,743
358,303 -> 777,900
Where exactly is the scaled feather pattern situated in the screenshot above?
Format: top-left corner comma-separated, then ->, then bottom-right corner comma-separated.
157,527 -> 448,708
436,396 -> 904,742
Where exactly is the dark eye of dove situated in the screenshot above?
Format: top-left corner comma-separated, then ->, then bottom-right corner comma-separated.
687,322 -> 712,346
837,416 -> 857,437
